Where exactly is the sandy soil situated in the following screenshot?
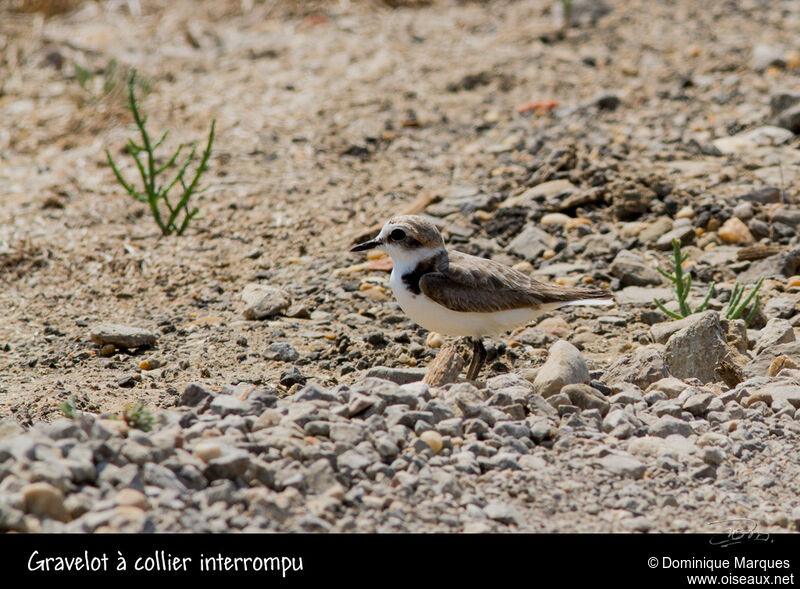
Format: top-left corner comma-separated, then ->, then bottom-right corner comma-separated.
1,0 -> 799,426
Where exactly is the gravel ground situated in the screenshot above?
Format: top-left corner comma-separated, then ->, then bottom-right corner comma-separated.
1,0 -> 800,533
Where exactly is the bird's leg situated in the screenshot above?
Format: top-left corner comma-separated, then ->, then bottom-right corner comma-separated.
465,337 -> 487,381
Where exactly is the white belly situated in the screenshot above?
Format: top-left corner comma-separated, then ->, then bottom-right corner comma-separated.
389,269 -> 553,337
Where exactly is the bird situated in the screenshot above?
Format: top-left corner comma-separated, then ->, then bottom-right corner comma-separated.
350,214 -> 612,381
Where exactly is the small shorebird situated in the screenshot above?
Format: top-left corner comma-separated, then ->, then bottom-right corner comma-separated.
351,215 -> 612,381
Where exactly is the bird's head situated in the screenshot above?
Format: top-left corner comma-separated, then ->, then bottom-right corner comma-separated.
350,215 -> 445,264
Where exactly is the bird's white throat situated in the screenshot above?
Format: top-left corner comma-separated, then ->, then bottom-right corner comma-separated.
384,245 -> 445,274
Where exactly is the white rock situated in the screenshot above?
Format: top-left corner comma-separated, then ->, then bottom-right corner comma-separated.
712,126 -> 794,155
532,340 -> 589,398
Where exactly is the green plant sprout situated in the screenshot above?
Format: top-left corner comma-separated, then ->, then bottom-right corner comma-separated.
106,69 -> 215,236
654,238 -> 763,324
725,277 -> 763,323
122,401 -> 155,432
653,238 -> 715,320
59,395 -> 79,419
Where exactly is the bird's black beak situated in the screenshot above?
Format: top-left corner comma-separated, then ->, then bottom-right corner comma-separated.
350,239 -> 381,252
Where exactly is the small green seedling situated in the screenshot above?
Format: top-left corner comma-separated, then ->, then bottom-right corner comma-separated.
653,238 -> 715,320
654,238 -> 763,324
725,277 -> 763,324
122,401 -> 155,432
59,395 -> 79,419
106,69 -> 215,236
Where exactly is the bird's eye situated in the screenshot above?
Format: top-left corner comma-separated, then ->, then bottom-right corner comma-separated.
389,228 -> 406,242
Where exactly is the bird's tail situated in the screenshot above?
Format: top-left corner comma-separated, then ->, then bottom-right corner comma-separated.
560,298 -> 615,307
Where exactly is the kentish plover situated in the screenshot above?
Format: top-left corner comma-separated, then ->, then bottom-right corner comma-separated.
351,215 -> 612,380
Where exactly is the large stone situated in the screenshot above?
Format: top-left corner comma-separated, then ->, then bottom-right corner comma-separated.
601,347 -> 668,390
737,248 -> 800,284
771,208 -> 800,227
616,286 -> 673,306
698,246 -> 741,268
646,377 -> 689,399
90,324 -> 157,348
770,383 -> 800,409
22,482 -> 69,522
712,126 -> 794,154
751,44 -> 786,71
610,250 -> 663,287
597,453 -> 646,479
638,217 -> 673,244
744,342 -> 800,378
532,340 -> 590,398
763,297 -> 797,320
506,226 -> 558,261
754,318 -> 796,356
179,383 -> 215,407
0,418 -> 24,440
651,315 -> 748,352
664,311 -> 737,384
562,383 -> 611,416
241,284 -> 291,320
656,226 -> 695,250
648,415 -> 693,438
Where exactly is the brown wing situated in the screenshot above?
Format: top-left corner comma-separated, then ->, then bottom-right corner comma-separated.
419,250 -> 609,313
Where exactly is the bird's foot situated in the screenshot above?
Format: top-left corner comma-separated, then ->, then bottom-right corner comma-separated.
464,337 -> 487,381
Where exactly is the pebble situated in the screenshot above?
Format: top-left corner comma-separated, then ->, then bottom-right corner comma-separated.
419,430 -> 443,453
639,218 -> 674,243
712,126 -> 794,154
115,488 -> 148,510
646,377 -> 688,399
732,202 -> 754,221
280,367 -> 306,387
598,453 -> 646,479
532,341 -> 589,398
754,318 -> 796,355
506,226 -> 558,261
682,393 -> 714,416
764,297 -> 798,320
770,355 -> 799,376
426,332 -> 444,348
610,250 -> 663,287
241,283 -> 291,320
649,416 -> 693,438
752,44 -> 786,71
656,226 -> 694,250
743,392 -> 773,409
601,347 -> 668,390
776,105 -> 800,134
194,441 -> 225,462
562,384 -> 610,416
483,501 -> 518,525
264,343 -> 300,362
537,317 -> 571,339
22,482 -> 69,522
90,324 -> 157,349
540,212 -> 572,227
718,217 -> 755,244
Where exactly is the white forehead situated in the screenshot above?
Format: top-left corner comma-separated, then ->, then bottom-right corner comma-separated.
377,220 -> 402,240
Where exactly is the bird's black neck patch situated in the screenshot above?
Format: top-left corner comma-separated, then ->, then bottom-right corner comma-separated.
401,255 -> 441,295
